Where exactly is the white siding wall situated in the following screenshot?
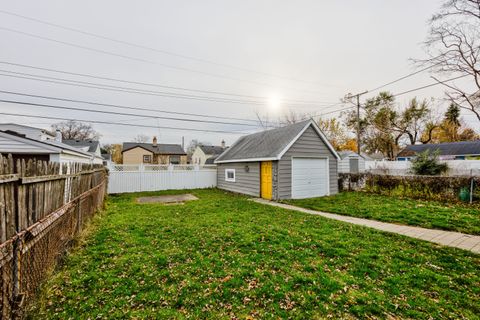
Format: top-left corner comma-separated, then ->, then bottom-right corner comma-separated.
0,135 -> 56,154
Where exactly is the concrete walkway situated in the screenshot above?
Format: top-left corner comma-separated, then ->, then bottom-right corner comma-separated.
252,198 -> 480,254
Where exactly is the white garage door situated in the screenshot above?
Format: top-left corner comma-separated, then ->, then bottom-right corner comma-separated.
292,158 -> 329,199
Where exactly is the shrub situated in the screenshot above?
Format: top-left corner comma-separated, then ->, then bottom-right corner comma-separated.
339,173 -> 478,202
410,150 -> 449,175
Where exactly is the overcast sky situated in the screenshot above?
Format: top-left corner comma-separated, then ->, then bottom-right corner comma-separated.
0,0 -> 476,147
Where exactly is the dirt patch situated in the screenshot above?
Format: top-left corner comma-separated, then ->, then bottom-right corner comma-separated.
136,194 -> 199,204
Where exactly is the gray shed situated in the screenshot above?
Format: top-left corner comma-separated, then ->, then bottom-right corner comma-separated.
338,151 -> 365,173
214,119 -> 340,200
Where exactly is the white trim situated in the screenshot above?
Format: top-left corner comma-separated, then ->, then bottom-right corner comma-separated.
291,156 -> 330,199
215,157 -> 277,164
61,149 -> 94,159
225,168 -> 236,182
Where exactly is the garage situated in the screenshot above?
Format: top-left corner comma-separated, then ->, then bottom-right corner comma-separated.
292,158 -> 329,199
215,119 -> 340,200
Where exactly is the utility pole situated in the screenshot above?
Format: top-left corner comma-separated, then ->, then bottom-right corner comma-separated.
346,91 -> 368,155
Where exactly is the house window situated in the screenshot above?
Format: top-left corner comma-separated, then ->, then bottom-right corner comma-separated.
143,155 -> 151,163
225,169 -> 236,182
170,155 -> 180,164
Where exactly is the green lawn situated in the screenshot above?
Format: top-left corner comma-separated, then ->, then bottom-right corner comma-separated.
31,189 -> 479,319
285,191 -> 480,235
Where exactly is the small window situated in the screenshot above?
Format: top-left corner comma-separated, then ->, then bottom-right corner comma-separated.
143,155 -> 152,163
225,169 -> 236,182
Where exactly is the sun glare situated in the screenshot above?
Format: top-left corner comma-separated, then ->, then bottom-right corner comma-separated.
267,94 -> 282,112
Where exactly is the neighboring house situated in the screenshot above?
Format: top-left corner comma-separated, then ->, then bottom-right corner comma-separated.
63,139 -> 103,164
0,130 -> 96,164
338,151 -> 365,173
396,141 -> 480,161
191,141 -> 227,165
215,119 -> 340,200
122,136 -> 187,165
101,153 -> 114,167
0,123 -> 55,141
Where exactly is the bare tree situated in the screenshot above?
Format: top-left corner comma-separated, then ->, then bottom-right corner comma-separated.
133,134 -> 150,143
51,120 -> 100,140
419,0 -> 480,121
280,110 -> 310,125
186,139 -> 212,155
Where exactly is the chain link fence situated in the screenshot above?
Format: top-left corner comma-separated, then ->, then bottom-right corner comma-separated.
0,154 -> 107,319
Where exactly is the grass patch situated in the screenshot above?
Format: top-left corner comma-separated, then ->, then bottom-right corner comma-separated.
285,191 -> 480,235
30,189 -> 479,319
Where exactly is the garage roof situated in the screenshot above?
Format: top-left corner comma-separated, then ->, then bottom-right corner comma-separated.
215,119 -> 340,163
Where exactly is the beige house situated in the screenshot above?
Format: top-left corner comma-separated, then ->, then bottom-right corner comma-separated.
122,137 -> 187,165
192,140 -> 227,165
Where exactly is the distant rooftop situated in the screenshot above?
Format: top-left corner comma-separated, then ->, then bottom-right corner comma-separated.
63,139 -> 100,153
198,145 -> 226,155
397,141 -> 480,158
122,142 -> 186,155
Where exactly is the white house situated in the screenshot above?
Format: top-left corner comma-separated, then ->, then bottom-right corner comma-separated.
63,139 -> 104,164
192,141 -> 227,165
0,124 -> 99,164
0,123 -> 55,141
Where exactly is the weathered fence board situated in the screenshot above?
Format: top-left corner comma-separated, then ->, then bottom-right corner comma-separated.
0,153 -> 107,318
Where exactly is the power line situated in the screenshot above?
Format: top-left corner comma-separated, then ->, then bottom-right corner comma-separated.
339,74 -> 471,114
0,90 -> 262,124
392,74 -> 469,97
0,61 -> 339,105
0,26 -> 333,96
367,47 -> 479,94
0,9 -> 341,88
0,70 -> 340,108
368,63 -> 441,93
0,110 -> 255,134
0,98 -> 263,127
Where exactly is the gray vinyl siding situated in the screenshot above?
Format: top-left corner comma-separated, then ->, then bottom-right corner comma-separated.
277,125 -> 338,199
217,162 -> 260,197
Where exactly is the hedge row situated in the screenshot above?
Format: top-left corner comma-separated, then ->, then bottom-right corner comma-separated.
338,173 -> 479,202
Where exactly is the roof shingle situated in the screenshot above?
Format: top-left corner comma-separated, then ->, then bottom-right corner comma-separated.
215,120 -> 313,163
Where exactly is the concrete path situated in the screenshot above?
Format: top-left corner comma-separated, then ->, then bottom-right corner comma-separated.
252,198 -> 480,254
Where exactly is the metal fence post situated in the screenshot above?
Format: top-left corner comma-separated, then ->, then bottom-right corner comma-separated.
470,170 -> 474,204
11,236 -> 23,318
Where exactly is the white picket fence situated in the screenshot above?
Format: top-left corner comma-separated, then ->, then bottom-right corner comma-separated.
365,160 -> 480,176
107,164 -> 217,194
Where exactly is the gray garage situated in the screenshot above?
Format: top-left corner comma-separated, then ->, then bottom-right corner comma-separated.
214,119 -> 340,200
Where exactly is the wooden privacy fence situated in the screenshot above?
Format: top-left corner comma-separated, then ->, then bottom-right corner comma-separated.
0,154 -> 107,319
108,164 -> 217,193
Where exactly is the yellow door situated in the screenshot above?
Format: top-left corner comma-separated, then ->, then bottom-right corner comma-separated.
261,161 -> 272,200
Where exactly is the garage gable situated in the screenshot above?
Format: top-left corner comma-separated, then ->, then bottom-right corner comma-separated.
277,124 -> 339,199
